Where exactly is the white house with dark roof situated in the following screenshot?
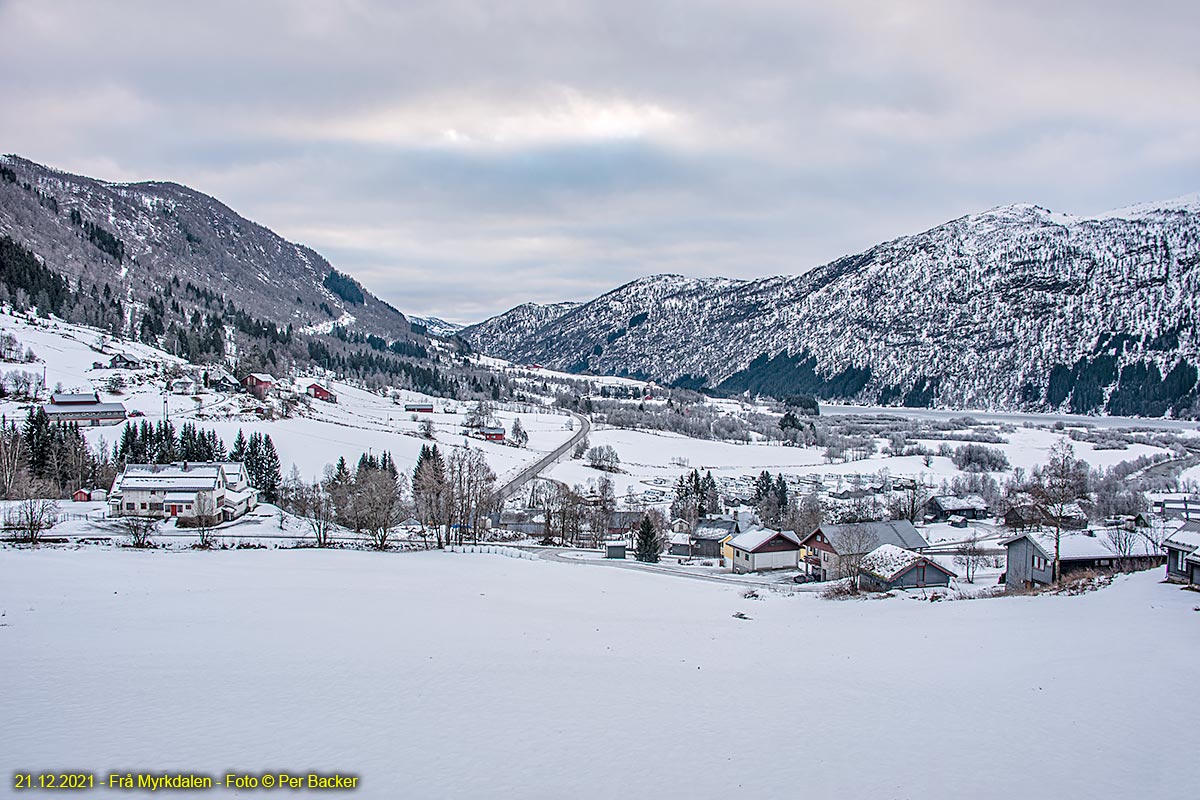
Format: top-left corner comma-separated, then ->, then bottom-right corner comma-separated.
109,461 -> 258,522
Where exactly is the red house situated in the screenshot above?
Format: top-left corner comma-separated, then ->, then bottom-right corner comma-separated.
242,372 -> 275,400
307,383 -> 338,403
481,426 -> 506,442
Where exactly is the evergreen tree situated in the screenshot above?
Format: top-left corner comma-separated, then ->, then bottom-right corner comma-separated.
258,434 -> 281,503
229,429 -> 247,463
773,474 -> 789,508
22,407 -> 52,478
634,516 -> 659,563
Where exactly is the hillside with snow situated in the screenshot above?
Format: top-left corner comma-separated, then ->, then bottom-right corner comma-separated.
0,309 -> 574,486
463,196 -> 1200,416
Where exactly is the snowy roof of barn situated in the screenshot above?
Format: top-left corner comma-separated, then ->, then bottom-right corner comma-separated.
44,402 -> 126,415
729,527 -> 801,553
859,544 -> 956,581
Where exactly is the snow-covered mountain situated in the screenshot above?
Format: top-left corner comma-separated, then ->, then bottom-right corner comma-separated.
465,301 -> 580,356
0,155 -> 414,342
409,316 -> 464,338
463,197 -> 1200,416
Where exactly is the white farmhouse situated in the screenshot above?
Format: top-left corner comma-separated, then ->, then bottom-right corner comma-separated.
109,462 -> 258,522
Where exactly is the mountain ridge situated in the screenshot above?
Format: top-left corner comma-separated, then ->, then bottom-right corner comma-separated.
463,194 -> 1200,416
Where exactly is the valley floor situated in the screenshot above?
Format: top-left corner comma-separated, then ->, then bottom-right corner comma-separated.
1,547 -> 1195,798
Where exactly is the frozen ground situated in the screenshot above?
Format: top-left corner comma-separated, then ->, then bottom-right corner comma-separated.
2,548 -> 1195,799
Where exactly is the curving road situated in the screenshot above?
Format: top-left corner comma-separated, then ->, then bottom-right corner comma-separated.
496,410 -> 590,502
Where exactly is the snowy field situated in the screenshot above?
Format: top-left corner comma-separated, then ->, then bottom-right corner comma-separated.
2,548 -> 1195,799
549,423 -> 1176,506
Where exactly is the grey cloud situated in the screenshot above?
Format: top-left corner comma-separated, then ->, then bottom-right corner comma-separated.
1,0 -> 1197,324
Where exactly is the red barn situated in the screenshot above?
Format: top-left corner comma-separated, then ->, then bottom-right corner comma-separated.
481,426 -> 506,442
307,383 -> 338,403
242,372 -> 275,400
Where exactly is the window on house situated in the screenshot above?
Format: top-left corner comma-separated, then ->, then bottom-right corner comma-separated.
140,503 -> 147,510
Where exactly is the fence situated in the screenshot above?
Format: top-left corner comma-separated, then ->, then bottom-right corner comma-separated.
446,544 -> 539,561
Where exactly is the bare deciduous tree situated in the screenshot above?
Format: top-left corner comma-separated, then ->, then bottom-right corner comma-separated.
193,492 -> 219,549
953,531 -> 987,583
1101,524 -> 1140,559
8,477 -> 59,543
1032,440 -> 1088,583
122,515 -> 156,548
828,523 -> 880,580
357,469 -> 407,550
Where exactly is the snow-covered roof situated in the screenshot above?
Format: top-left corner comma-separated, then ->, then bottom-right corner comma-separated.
1003,530 -> 1161,561
811,520 -> 929,552
932,495 -> 988,512
859,544 -> 956,582
247,373 -> 275,383
693,519 -> 737,539
114,463 -> 225,493
669,532 -> 690,546
729,527 -> 801,553
50,392 -> 100,404
44,402 -> 126,415
1164,522 -> 1200,553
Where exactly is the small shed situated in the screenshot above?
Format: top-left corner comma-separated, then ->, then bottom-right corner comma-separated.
668,532 -> 691,557
857,544 -> 956,591
604,540 -> 627,559
72,488 -> 92,502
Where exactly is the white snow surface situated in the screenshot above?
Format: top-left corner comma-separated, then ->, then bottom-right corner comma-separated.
858,543 -> 926,580
1,549 -> 1195,798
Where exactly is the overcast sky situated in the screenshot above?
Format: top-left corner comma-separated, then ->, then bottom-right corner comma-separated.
2,1 -> 1198,324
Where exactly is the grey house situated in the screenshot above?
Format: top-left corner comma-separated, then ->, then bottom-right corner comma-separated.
1164,522 -> 1200,583
857,544 -> 956,591
1003,530 -> 1164,589
691,518 -> 739,558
